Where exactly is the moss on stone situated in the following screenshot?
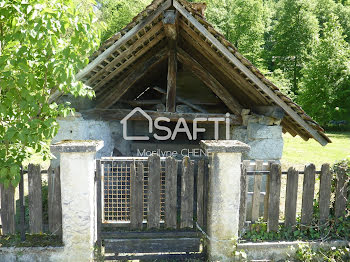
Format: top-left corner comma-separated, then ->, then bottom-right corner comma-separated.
0,234 -> 63,247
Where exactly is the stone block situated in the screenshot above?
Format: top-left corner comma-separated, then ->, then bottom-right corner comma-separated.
241,109 -> 250,116
247,123 -> 282,140
258,115 -> 276,126
246,138 -> 284,160
231,126 -> 248,143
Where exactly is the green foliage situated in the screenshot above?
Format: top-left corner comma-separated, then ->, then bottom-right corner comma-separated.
98,0 -> 151,42
271,0 -> 319,93
264,68 -> 295,100
0,0 -> 99,186
298,15 -> 350,126
202,0 -> 267,65
294,243 -> 350,262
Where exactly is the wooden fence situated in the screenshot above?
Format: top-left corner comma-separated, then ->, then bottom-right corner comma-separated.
0,158 -> 348,243
0,164 -> 62,238
240,161 -> 349,232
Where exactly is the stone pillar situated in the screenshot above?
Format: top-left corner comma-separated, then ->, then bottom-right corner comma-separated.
50,140 -> 104,262
201,140 -> 250,261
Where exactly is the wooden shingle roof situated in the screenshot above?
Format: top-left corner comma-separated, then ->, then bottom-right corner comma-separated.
58,0 -> 330,145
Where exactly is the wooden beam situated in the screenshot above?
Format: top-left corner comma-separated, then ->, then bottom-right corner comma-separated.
93,32 -> 166,91
163,10 -> 177,40
177,48 -> 242,116
120,99 -> 163,106
86,22 -> 164,87
167,49 -> 177,112
179,20 -> 267,106
83,109 -> 242,125
96,49 -> 168,109
163,10 -> 178,112
76,0 -> 172,81
153,86 -> 206,113
174,0 -> 328,146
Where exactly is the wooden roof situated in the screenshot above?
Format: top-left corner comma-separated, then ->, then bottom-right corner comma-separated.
59,0 -> 330,145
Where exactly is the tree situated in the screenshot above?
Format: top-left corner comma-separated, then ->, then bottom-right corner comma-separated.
314,0 -> 350,42
203,0 -> 267,65
271,0 -> 319,94
298,15 -> 350,125
0,0 -> 99,186
98,0 -> 151,42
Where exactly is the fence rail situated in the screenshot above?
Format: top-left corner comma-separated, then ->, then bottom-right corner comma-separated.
0,164 -> 62,238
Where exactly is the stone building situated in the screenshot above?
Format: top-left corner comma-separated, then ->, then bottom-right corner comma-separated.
50,0 -> 330,165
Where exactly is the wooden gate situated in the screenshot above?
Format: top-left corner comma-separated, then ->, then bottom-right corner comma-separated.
96,155 -> 208,260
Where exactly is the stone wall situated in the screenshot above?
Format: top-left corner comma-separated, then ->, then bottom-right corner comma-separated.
231,109 -> 283,160
0,247 -> 64,262
51,113 -> 130,167
52,109 -> 284,163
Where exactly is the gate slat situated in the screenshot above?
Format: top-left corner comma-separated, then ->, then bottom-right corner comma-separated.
180,156 -> 194,228
301,164 -> 315,226
28,164 -> 43,233
131,161 -> 144,229
48,166 -> 62,235
165,157 -> 177,229
196,159 -> 204,228
285,167 -> 298,227
267,163 -> 281,232
0,184 -> 15,234
319,163 -> 332,225
147,155 -> 161,229
251,160 -> 263,222
335,166 -> 348,219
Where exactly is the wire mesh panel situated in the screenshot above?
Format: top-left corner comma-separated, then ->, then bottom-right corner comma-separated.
101,158 -> 166,223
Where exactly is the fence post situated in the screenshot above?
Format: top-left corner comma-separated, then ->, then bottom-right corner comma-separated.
28,164 -> 43,233
0,184 -> 15,234
285,167 -> 298,227
201,140 -> 250,261
319,164 -> 332,225
50,140 -> 104,262
48,166 -> 62,235
334,166 -> 348,219
267,163 -> 281,232
301,163 -> 316,226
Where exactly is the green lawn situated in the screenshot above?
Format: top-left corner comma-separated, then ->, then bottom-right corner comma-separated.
281,131 -> 350,170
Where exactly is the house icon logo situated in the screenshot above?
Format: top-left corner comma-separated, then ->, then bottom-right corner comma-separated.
120,107 -> 153,140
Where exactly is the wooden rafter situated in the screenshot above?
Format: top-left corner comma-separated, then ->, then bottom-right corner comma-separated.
83,109 -> 242,125
174,0 -> 328,146
96,48 -> 168,109
76,0 -> 172,81
179,19 -> 267,106
93,31 -> 166,91
163,10 -> 178,112
177,48 -> 242,116
86,22 -> 164,87
153,86 -> 206,113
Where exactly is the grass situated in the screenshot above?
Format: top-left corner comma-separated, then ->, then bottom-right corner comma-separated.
281,131 -> 350,170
